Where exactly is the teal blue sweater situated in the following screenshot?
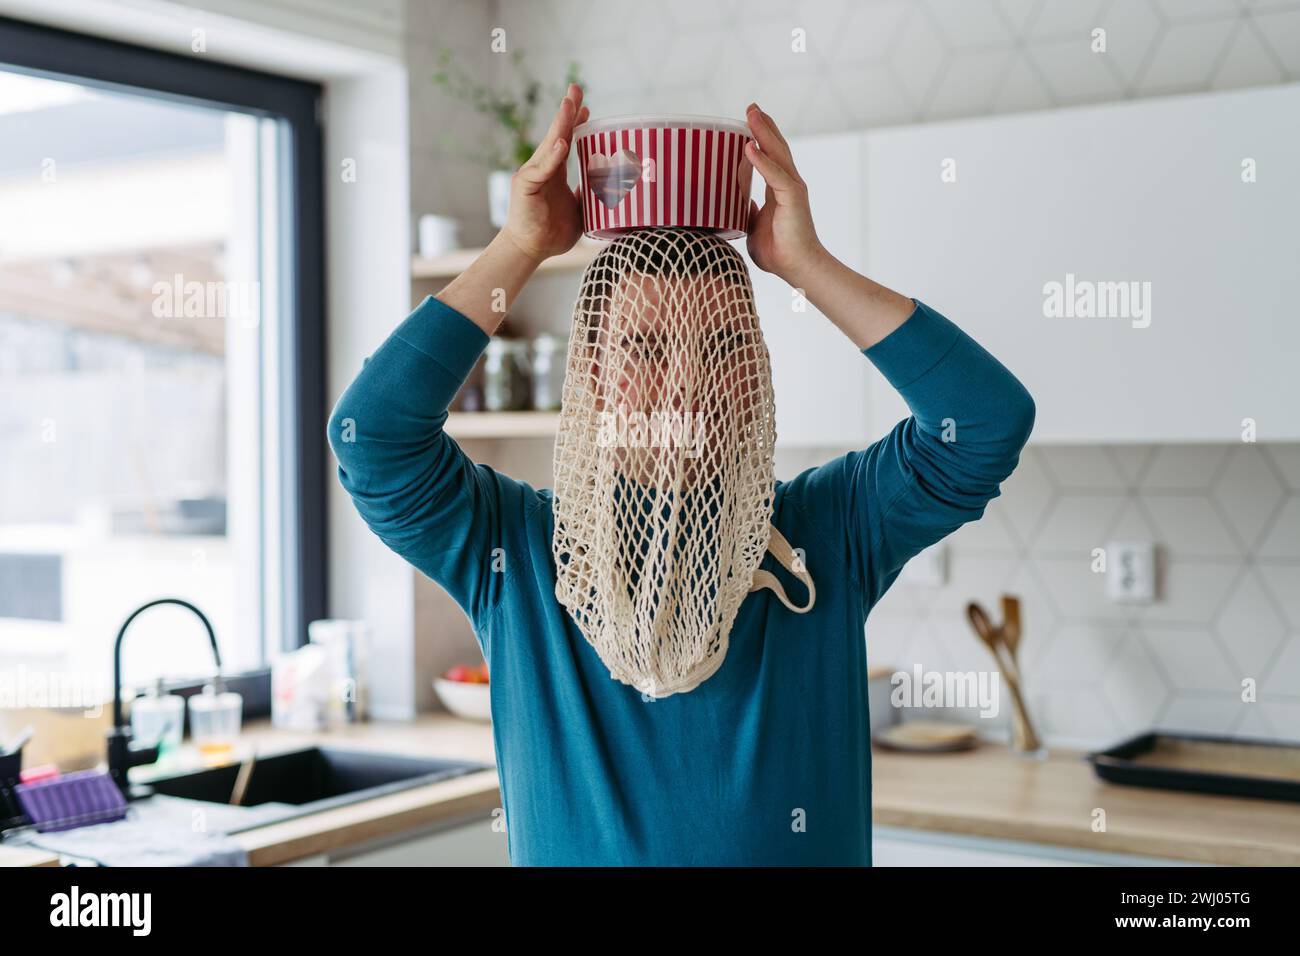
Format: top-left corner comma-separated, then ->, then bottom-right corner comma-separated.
327,293 -> 1034,866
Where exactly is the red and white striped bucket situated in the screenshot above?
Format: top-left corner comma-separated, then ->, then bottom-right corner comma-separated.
574,115 -> 754,241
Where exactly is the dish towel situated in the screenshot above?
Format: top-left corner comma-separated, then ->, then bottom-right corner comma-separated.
10,795 -> 291,866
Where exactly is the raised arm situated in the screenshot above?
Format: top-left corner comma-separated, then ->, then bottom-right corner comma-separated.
742,103 -> 915,349
326,86 -> 590,635
436,84 -> 589,333
743,104 -> 1035,606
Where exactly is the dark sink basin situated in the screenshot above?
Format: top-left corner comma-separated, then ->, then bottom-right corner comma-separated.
141,746 -> 490,831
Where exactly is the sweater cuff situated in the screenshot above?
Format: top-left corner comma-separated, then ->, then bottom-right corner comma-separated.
861,298 -> 963,391
392,294 -> 490,381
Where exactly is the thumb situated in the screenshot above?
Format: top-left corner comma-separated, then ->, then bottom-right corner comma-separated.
518,138 -> 568,192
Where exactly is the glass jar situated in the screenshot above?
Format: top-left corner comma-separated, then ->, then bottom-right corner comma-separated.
483,339 -> 531,411
530,334 -> 565,411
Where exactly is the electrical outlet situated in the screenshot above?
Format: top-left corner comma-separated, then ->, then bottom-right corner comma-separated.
1106,540 -> 1156,604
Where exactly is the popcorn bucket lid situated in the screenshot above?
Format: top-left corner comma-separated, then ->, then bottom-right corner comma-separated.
573,113 -> 752,140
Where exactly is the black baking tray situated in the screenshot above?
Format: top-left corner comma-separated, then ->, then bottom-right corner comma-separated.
1087,731 -> 1300,803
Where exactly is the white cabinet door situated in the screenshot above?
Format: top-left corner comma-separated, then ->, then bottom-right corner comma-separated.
864,83 -> 1300,443
745,131 -> 878,448
872,825 -> 1209,866
328,817 -> 511,866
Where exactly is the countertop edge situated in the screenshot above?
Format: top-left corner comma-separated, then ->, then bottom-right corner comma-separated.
871,806 -> 1297,867
232,768 -> 503,866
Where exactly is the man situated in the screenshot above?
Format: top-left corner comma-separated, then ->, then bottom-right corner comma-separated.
328,85 -> 1035,865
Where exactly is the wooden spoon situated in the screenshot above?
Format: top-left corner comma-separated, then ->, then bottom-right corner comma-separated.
1001,595 -> 1022,658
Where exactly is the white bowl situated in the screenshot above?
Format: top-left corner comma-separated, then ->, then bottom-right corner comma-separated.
433,678 -> 492,722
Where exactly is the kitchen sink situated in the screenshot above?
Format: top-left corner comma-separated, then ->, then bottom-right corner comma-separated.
140,746 -> 491,832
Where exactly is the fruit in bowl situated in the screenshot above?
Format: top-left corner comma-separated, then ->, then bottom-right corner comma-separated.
444,662 -> 489,684
434,662 -> 491,721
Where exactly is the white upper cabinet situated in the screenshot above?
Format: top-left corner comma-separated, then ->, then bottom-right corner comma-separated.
744,131 -> 875,448
863,83 -> 1300,443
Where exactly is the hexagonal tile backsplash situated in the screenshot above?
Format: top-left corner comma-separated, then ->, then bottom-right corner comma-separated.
779,442 -> 1300,749
412,0 -> 1300,747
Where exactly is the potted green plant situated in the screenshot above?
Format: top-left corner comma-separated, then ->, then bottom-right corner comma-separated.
433,49 -> 584,228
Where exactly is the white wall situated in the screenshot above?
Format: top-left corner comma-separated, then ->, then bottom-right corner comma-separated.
323,68 -> 416,719
406,0 -> 499,249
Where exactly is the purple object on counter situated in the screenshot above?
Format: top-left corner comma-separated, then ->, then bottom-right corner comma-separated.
14,769 -> 129,832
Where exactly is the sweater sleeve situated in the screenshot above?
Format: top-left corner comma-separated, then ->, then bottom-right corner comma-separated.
782,298 -> 1036,611
326,295 -> 542,637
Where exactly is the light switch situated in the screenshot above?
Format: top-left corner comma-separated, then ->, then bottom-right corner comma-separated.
1106,540 -> 1156,604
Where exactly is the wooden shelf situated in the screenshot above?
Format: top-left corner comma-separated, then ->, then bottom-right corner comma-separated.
445,411 -> 559,438
412,240 -> 601,281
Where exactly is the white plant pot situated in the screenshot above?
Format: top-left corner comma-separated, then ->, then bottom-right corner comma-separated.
488,169 -> 512,228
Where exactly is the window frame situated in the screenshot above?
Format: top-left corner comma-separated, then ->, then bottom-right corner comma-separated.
0,16 -> 328,692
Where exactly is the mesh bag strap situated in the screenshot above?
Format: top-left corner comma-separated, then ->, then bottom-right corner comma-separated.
748,523 -> 817,613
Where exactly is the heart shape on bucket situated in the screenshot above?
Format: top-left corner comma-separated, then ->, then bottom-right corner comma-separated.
587,149 -> 641,208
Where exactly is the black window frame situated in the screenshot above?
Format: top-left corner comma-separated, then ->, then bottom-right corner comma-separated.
0,16 -> 328,706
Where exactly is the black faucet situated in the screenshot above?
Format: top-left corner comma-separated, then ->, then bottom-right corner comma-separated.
108,598 -> 223,799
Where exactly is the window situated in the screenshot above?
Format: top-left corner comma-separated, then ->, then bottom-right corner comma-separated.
0,18 -> 324,700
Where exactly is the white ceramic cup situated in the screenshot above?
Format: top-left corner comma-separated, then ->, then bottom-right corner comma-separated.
418,214 -> 461,258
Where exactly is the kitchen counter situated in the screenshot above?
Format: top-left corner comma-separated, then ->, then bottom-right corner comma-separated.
4,718 -> 1297,866
0,844 -> 61,867
222,714 -> 499,866
872,741 -> 1300,866
0,713 -> 499,868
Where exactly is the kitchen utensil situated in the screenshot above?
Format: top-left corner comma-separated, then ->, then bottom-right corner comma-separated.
1089,731 -> 1300,803
1001,595 -> 1022,657
574,114 -> 755,239
966,598 -> 1041,754
966,603 -> 1012,673
230,748 -> 256,806
874,720 -> 979,753
967,602 -> 1023,692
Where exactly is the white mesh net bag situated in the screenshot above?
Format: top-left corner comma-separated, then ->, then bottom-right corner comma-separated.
552,228 -> 816,698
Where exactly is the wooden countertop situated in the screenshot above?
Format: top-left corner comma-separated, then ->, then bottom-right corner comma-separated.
0,844 -> 61,867
871,741 -> 1300,866
0,714 -> 499,868
5,718 -> 1297,866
